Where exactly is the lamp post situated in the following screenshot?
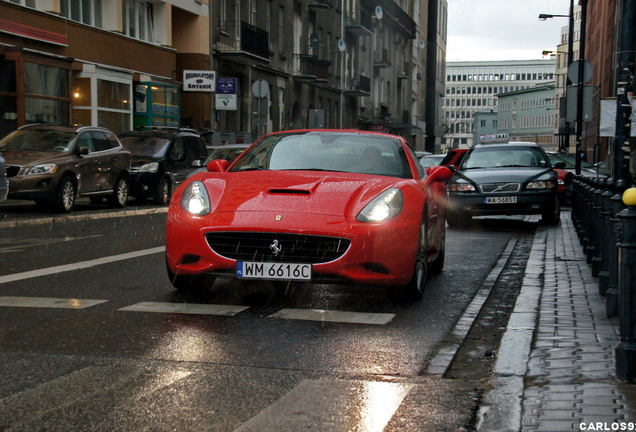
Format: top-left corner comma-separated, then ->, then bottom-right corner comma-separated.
538,0 -> 575,154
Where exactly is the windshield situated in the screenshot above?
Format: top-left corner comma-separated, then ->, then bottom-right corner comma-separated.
548,153 -> 595,170
230,132 -> 412,178
120,136 -> 170,158
204,147 -> 248,164
0,129 -> 76,152
462,146 -> 550,169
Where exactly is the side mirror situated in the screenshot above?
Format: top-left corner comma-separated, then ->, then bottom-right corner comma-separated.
207,159 -> 229,172
424,165 -> 453,186
78,147 -> 90,156
191,160 -> 202,168
553,161 -> 566,169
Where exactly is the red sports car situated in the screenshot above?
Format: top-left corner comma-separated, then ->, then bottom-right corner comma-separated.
165,130 -> 452,300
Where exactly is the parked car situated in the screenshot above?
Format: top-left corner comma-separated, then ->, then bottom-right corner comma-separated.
119,128 -> 208,205
0,152 -> 8,202
188,144 -> 249,178
447,142 -> 563,226
0,124 -> 131,212
166,129 -> 453,301
419,154 -> 445,169
546,151 -> 608,204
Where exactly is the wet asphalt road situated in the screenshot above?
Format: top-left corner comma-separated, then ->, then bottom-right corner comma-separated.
0,199 -> 537,431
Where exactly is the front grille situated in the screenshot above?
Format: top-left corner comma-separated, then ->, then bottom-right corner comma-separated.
480,182 -> 520,193
206,232 -> 351,264
6,165 -> 21,177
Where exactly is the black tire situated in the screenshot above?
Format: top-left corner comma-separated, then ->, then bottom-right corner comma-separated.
108,175 -> 129,208
155,177 -> 171,206
401,221 -> 429,301
447,210 -> 470,228
53,176 -> 76,213
429,229 -> 445,275
541,194 -> 561,225
166,263 -> 216,293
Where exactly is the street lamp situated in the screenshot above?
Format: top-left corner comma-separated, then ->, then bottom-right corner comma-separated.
538,13 -> 569,20
538,1 -> 575,154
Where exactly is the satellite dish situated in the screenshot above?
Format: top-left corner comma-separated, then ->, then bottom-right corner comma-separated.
419,40 -> 425,49
337,39 -> 346,51
375,6 -> 383,19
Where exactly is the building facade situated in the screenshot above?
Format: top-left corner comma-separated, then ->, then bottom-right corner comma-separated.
442,59 -> 556,150
1,0 -> 447,151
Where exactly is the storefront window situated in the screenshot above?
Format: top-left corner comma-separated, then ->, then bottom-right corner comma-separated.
134,83 -> 179,128
25,97 -> 69,124
98,79 -> 130,110
24,62 -> 68,97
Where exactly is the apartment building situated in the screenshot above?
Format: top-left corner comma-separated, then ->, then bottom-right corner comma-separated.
443,59 -> 556,149
1,0 -> 446,151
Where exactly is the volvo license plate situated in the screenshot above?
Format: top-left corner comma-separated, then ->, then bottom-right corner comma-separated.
485,196 -> 517,204
237,261 -> 312,280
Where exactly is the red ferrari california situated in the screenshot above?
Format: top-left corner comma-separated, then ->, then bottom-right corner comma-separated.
165,130 -> 452,300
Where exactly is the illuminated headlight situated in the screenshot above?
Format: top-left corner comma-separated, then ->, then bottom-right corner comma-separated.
448,182 -> 476,192
29,164 -> 57,175
526,180 -> 555,190
139,162 -> 159,173
357,188 -> 403,222
181,181 -> 211,215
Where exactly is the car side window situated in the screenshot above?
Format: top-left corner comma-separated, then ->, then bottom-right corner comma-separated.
77,133 -> 95,153
405,146 -> 425,179
90,131 -> 111,152
184,137 -> 203,163
170,139 -> 186,162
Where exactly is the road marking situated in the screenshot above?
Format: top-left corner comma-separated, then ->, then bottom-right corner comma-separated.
0,296 -> 108,309
269,308 -> 395,325
0,235 -> 103,253
119,301 -> 249,316
0,246 -> 165,285
236,379 -> 411,432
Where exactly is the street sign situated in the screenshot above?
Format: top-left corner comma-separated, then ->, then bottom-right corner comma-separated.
566,85 -> 594,122
568,60 -> 594,84
216,94 -> 237,110
216,77 -> 237,94
251,79 -> 269,98
183,70 -> 215,92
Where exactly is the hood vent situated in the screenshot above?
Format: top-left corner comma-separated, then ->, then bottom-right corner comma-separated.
268,189 -> 311,195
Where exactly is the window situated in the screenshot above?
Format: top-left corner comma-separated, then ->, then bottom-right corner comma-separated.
24,62 -> 70,125
123,0 -> 155,43
61,0 -> 103,28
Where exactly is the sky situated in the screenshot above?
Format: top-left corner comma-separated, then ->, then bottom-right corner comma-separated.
446,0 -> 573,62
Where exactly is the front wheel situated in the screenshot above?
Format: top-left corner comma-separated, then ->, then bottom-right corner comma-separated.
53,176 -> 76,213
166,262 -> 216,293
541,195 -> 561,225
401,221 -> 429,301
155,178 -> 171,206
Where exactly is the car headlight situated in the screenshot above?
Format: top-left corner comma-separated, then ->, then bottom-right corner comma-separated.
29,164 -> 57,175
448,182 -> 476,192
357,188 -> 403,222
181,181 -> 211,215
526,180 -> 555,190
139,162 -> 159,173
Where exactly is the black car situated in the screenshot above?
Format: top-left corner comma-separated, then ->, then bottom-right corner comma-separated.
447,142 -> 563,226
119,128 -> 208,205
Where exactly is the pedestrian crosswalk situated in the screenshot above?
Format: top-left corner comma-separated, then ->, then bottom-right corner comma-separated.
0,296 -> 396,325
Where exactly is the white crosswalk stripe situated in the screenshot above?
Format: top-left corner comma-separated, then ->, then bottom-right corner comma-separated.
0,296 -> 108,309
119,301 -> 249,316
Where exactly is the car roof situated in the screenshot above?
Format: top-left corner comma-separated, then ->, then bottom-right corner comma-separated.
473,141 -> 541,149
119,127 -> 200,139
18,124 -> 111,133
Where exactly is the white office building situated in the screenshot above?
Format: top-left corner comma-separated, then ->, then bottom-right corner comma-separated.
443,59 -> 556,149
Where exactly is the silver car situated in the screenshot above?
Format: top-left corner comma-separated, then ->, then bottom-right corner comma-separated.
0,152 -> 7,202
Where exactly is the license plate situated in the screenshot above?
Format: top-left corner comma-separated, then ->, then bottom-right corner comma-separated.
485,196 -> 517,204
237,261 -> 312,281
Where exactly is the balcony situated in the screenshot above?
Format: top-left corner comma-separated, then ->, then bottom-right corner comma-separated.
345,74 -> 371,97
308,0 -> 334,9
216,21 -> 269,63
292,55 -> 331,83
345,10 -> 373,36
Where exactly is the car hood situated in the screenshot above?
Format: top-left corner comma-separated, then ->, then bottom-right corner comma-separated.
0,149 -> 72,166
198,170 -> 403,217
455,167 -> 555,184
131,156 -> 161,166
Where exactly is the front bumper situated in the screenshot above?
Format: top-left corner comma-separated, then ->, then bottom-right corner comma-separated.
448,189 -> 556,216
165,207 -> 422,286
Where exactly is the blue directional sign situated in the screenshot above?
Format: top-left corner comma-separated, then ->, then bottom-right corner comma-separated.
217,78 -> 237,94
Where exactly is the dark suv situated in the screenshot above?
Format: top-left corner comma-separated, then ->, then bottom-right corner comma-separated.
119,128 -> 208,205
0,124 -> 131,212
